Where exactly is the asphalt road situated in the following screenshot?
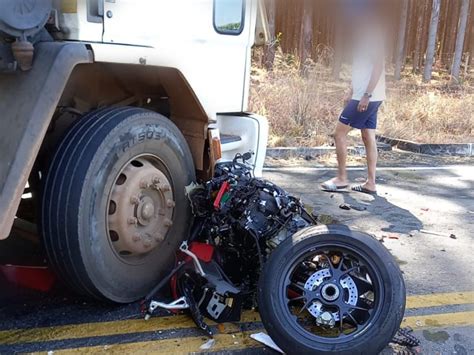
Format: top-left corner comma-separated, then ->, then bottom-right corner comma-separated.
0,164 -> 473,354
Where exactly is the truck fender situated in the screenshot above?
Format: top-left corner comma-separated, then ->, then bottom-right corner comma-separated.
0,42 -> 92,240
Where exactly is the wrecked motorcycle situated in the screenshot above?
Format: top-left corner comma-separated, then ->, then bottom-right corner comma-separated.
143,154 -> 406,354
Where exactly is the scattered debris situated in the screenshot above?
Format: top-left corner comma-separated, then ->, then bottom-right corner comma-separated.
199,339 -> 216,350
392,327 -> 421,348
350,204 -> 367,211
250,333 -> 284,354
421,208 -> 430,212
380,233 -> 400,241
339,203 -> 367,212
420,229 -> 457,239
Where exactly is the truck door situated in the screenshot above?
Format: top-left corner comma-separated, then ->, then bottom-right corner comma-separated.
101,0 -> 252,115
59,0 -> 104,42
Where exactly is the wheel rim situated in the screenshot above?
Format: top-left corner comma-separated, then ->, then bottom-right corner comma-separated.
281,243 -> 384,344
107,156 -> 175,264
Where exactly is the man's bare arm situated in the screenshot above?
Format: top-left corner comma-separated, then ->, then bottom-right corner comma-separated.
357,56 -> 384,112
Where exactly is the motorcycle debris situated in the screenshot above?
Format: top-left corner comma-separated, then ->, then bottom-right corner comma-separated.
339,203 -> 367,212
421,229 -> 457,239
199,339 -> 216,350
250,333 -> 284,354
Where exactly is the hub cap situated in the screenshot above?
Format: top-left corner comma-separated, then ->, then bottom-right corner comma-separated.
304,268 -> 358,321
107,157 -> 175,259
285,248 -> 382,341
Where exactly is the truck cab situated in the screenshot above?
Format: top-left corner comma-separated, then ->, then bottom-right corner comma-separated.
0,0 -> 268,302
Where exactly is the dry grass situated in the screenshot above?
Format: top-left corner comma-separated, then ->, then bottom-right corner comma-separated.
250,49 -> 474,147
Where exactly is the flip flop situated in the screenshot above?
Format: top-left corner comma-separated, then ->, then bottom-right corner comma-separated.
351,184 -> 377,196
321,181 -> 349,192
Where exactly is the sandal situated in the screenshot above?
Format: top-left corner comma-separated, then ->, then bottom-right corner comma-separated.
351,184 -> 377,196
321,180 -> 349,193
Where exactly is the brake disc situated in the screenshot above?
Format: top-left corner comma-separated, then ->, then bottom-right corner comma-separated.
304,268 -> 358,321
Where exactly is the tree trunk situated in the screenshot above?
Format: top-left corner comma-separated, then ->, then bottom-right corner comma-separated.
299,0 -> 313,76
332,24 -> 343,79
446,0 -> 462,69
412,0 -> 426,73
451,0 -> 470,81
263,0 -> 277,71
395,0 -> 410,80
437,0 -> 449,66
423,0 -> 441,82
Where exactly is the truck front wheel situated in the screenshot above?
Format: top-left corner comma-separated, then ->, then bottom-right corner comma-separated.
41,107 -> 195,302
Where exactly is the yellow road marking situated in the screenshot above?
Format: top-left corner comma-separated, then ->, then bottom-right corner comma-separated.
38,311 -> 474,354
1,292 -> 473,346
407,291 -> 474,309
402,311 -> 474,329
45,330 -> 263,355
0,311 -> 260,346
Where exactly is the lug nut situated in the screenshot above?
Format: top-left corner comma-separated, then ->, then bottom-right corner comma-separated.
130,195 -> 140,205
155,234 -> 165,242
143,234 -> 153,248
139,179 -> 150,189
152,176 -> 161,184
167,199 -> 176,208
132,233 -> 142,242
128,217 -> 138,225
158,184 -> 171,192
164,219 -> 173,228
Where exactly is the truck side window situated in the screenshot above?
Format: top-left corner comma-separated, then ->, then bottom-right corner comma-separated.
214,0 -> 245,35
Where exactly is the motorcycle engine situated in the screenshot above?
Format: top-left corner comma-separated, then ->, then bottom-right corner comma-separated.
188,155 -> 315,300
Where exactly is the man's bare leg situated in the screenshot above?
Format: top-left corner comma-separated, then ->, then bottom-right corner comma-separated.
361,129 -> 378,191
328,122 -> 352,186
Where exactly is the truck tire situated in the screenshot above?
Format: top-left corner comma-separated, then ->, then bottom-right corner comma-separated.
41,107 -> 195,302
258,225 -> 406,355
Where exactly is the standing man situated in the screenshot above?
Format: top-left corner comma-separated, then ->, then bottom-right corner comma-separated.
321,3 -> 386,195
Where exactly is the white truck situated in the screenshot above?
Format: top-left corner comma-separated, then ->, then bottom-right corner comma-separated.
0,0 -> 269,302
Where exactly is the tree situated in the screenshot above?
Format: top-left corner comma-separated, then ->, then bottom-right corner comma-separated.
263,0 -> 277,71
451,0 -> 471,81
299,0 -> 313,76
395,0 -> 410,80
332,24 -> 343,79
412,0 -> 428,73
423,0 -> 441,82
